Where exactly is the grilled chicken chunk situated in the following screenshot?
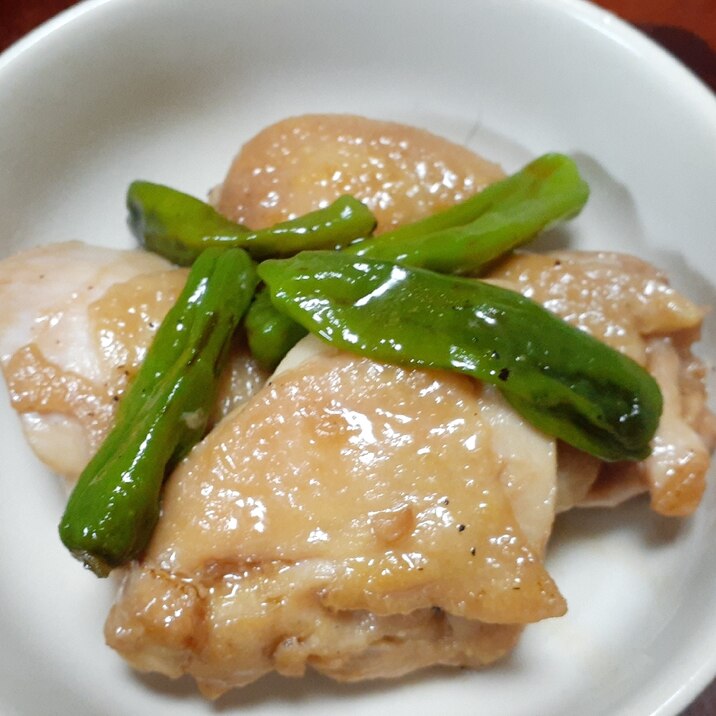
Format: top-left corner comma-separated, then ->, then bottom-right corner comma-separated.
0,241 -> 266,481
214,114 -> 504,234
488,251 -> 716,515
106,337 -> 564,696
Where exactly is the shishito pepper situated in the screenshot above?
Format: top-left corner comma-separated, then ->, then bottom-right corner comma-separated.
59,248 -> 258,576
245,287 -> 308,369
128,181 -> 376,266
247,153 -> 589,369
244,288 -> 308,371
258,251 -> 662,463
347,152 -> 588,272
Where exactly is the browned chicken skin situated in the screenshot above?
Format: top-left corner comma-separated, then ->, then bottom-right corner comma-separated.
214,114 -> 504,233
488,251 -> 716,516
107,341 -> 564,696
0,114 -> 712,697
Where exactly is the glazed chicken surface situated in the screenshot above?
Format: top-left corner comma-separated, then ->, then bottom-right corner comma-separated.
488,251 -> 716,516
214,114 -> 504,234
0,114 -> 712,696
107,337 -> 564,696
0,242 -> 179,479
0,242 -> 266,481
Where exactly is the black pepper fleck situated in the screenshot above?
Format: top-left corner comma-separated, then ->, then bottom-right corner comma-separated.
470,547 -> 476,556
457,523 -> 465,532
498,368 -> 510,381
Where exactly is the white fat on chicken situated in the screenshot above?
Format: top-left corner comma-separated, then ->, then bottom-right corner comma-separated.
107,335 -> 563,697
0,241 -> 267,480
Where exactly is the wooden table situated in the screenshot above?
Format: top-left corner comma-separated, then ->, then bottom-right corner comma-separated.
1,1 -> 714,714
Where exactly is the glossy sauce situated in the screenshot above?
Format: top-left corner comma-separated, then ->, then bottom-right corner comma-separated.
215,114 -> 504,233
107,340 -> 563,695
0,242 -> 266,479
4,115 -> 711,696
488,250 -> 714,515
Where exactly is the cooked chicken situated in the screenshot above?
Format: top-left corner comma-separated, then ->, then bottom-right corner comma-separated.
214,114 -> 504,234
487,251 -> 716,515
0,114 -> 712,698
106,337 -> 564,697
105,247 -> 715,694
582,335 -> 716,515
0,241 -> 267,481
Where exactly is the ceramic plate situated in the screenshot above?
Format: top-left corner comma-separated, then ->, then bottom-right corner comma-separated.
0,1 -> 715,714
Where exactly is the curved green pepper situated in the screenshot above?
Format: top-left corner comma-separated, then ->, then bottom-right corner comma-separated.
258,251 -> 662,462
347,153 -> 588,273
248,153 -> 588,369
128,181 -> 376,266
59,248 -> 258,576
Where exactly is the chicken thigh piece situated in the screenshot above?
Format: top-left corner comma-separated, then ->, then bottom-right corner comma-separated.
214,114 -> 504,234
0,241 -> 177,479
3,110 -> 712,700
0,241 -> 267,481
488,251 -> 716,516
106,338 -> 563,696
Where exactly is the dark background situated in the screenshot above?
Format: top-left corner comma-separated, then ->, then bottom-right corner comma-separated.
1,1 -> 714,714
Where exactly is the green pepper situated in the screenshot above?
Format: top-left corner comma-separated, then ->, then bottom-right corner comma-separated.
248,153 -> 589,369
245,288 -> 308,370
128,181 -> 376,266
59,248 -> 258,576
347,153 -> 588,273
258,251 -> 662,462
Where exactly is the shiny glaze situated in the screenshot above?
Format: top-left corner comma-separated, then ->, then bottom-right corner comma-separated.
488,250 -> 703,365
108,338 -> 562,694
148,347 -> 562,616
260,251 -> 663,461
215,114 -> 504,233
488,250 -> 715,515
3,116 -> 711,696
0,242 -> 266,479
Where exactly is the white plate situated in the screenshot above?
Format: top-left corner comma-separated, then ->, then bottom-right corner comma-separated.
0,1 -> 715,714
